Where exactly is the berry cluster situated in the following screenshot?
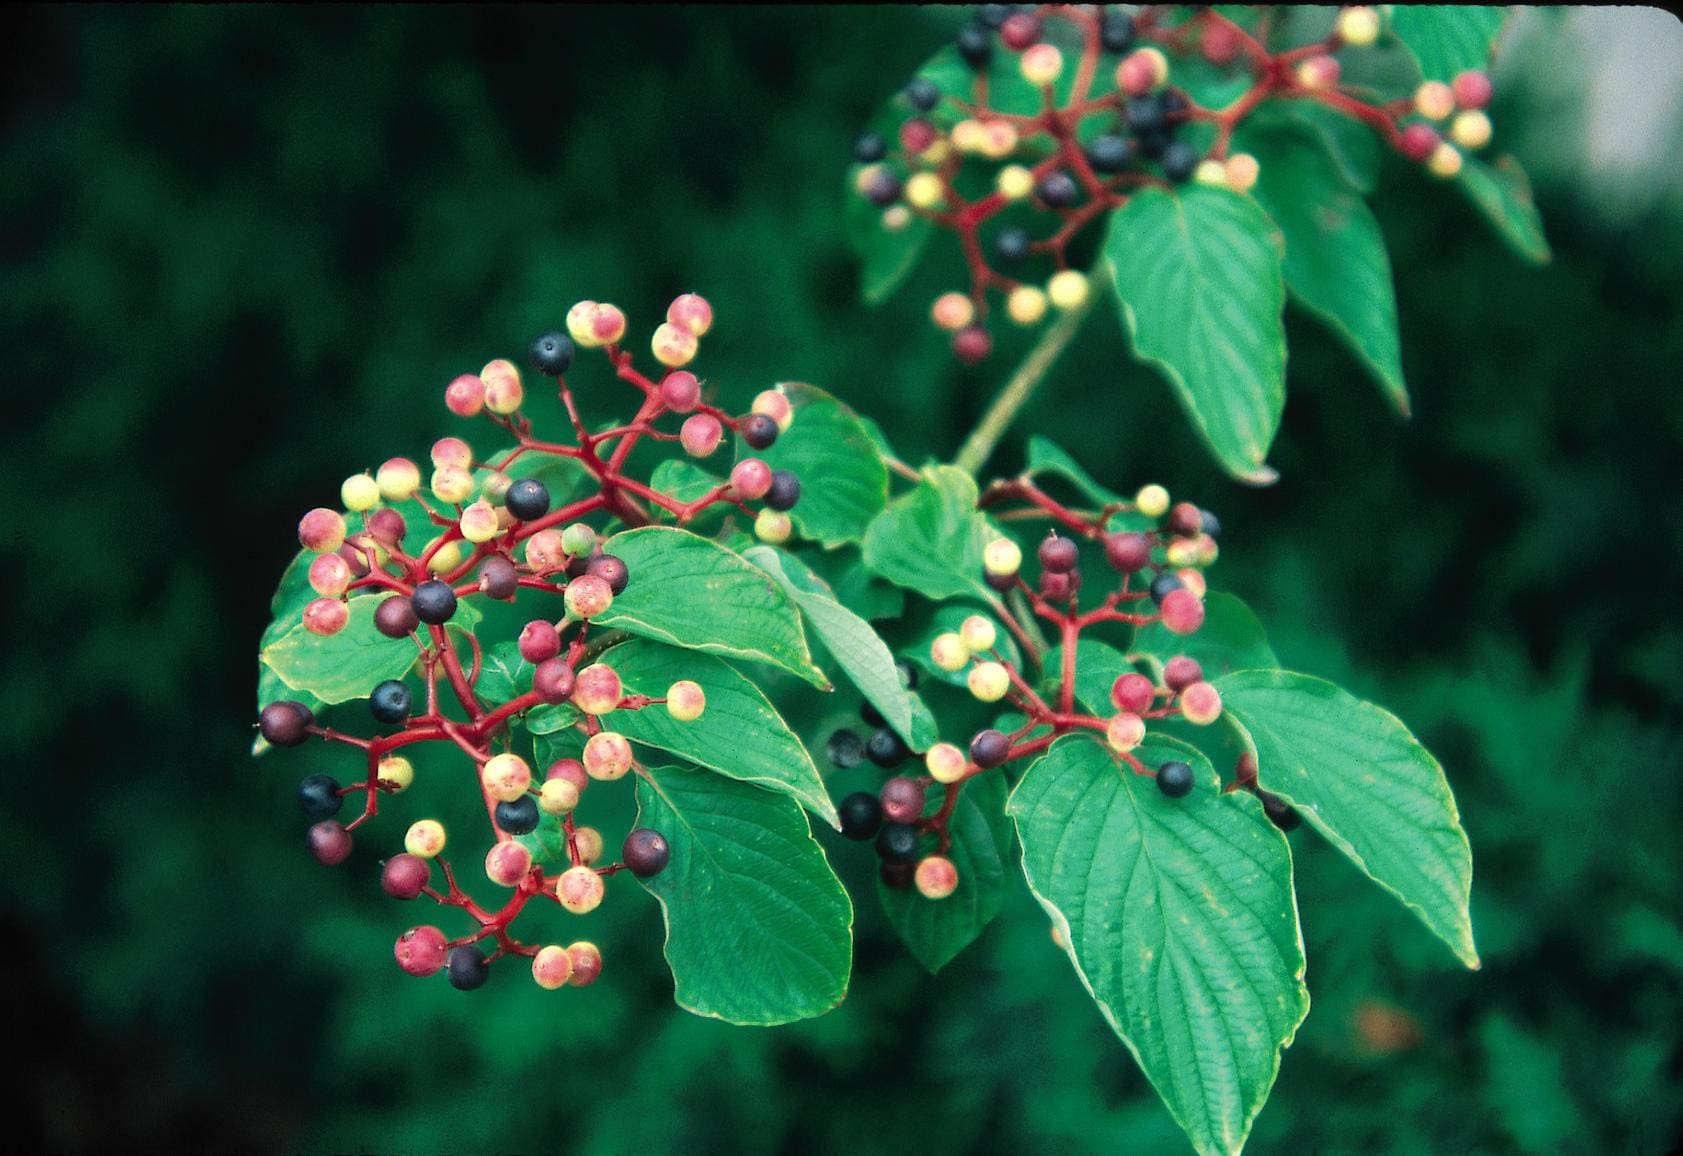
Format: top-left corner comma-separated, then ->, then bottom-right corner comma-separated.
850,4 -> 1501,361
831,471 -> 1301,901
261,293 -> 796,990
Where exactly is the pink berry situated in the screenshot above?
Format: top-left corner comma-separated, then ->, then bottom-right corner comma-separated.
1159,588 -> 1206,635
1164,656 -> 1204,692
1000,11 -> 1042,50
952,325 -> 992,364
1111,672 -> 1156,714
381,854 -> 432,899
486,841 -> 535,887
730,458 -> 774,500
899,117 -> 938,155
1452,70 -> 1493,110
667,293 -> 713,337
444,373 -> 486,417
302,597 -> 349,636
1399,122 -> 1440,162
518,620 -> 562,664
567,941 -> 603,986
660,370 -> 702,412
367,507 -> 407,548
298,508 -> 347,553
680,413 -> 724,457
394,925 -> 448,977
307,820 -> 352,865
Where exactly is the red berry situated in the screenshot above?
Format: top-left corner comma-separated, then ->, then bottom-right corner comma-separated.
952,326 -> 992,364
1104,532 -> 1152,572
533,658 -> 576,704
1164,656 -> 1204,692
374,594 -> 419,639
1000,11 -> 1042,50
394,925 -> 449,977
1452,70 -> 1493,110
899,117 -> 938,155
879,776 -> 927,824
308,820 -> 352,865
1400,122 -> 1440,162
518,620 -> 562,664
1201,20 -> 1240,64
660,370 -> 702,412
1160,588 -> 1205,635
381,853 -> 432,899
1038,534 -> 1080,573
1111,672 -> 1155,714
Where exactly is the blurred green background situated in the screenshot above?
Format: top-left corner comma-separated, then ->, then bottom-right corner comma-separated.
4,5 -> 1681,1152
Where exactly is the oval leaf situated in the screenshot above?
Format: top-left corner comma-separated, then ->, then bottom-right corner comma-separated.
261,594 -> 427,705
1214,669 -> 1479,968
1009,735 -> 1309,1156
1105,187 -> 1287,484
604,637 -> 838,828
862,465 -> 997,601
595,526 -> 826,688
635,764 -> 853,1025
1130,592 -> 1279,682
878,772 -> 1012,973
1388,5 -> 1507,83
755,383 -> 890,547
1457,154 -> 1551,266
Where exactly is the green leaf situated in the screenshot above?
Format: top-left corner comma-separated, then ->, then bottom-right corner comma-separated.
1244,100 -> 1381,194
1214,669 -> 1479,968
878,772 -> 1012,973
475,641 -> 532,708
635,764 -> 852,1025
834,561 -> 905,621
261,594 -> 473,705
1248,126 -> 1409,415
594,526 -> 826,688
525,702 -> 581,735
743,546 -> 924,750
1023,435 -> 1125,507
1105,187 -> 1287,484
1009,735 -> 1309,1156
649,459 -> 726,506
1388,6 -> 1507,83
1457,154 -> 1551,266
847,188 -> 936,307
862,465 -> 996,601
603,637 -> 838,828
755,383 -> 890,548
1131,593 -> 1279,681
515,810 -> 571,867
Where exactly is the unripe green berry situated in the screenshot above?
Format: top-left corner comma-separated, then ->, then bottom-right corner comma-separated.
754,508 -> 793,544
560,522 -> 596,557
378,755 -> 415,792
983,536 -> 1022,577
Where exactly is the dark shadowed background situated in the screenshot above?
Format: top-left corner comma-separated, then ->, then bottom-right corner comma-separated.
3,5 -> 1681,1153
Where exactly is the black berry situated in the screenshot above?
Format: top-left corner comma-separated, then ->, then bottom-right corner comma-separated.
375,594 -> 420,638
1261,790 -> 1300,832
623,828 -> 672,877
969,728 -> 1011,769
880,860 -> 915,890
995,226 -> 1032,263
854,131 -> 888,164
956,23 -> 992,69
528,331 -> 575,376
447,945 -> 491,991
297,773 -> 343,820
866,726 -> 910,768
826,728 -> 866,769
838,791 -> 883,841
1149,572 -> 1185,605
1199,508 -> 1221,538
505,478 -> 551,521
1125,94 -> 1168,135
765,470 -> 801,512
1036,170 -> 1079,208
1038,534 -> 1079,573
1160,141 -> 1200,183
1101,10 -> 1136,53
410,579 -> 457,625
494,795 -> 540,836
370,679 -> 413,724
1086,133 -> 1135,173
904,78 -> 940,111
741,413 -> 780,450
875,821 -> 920,864
259,700 -> 314,747
1157,760 -> 1195,798
478,555 -> 519,601
1137,127 -> 1173,160
860,698 -> 886,727
585,552 -> 630,595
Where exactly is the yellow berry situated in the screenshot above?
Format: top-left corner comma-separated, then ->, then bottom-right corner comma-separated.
430,465 -> 475,505
1175,567 -> 1208,599
1337,6 -> 1381,47
404,819 -> 446,858
377,755 -> 414,793
996,164 -> 1035,200
968,661 -> 1011,703
459,500 -> 500,544
931,291 -> 976,331
341,473 -> 381,512
1006,285 -> 1048,326
925,742 -> 969,785
539,778 -> 580,815
754,508 -> 793,544
1426,141 -> 1463,178
1135,483 -> 1170,519
931,632 -> 970,673
1020,42 -> 1063,87
375,458 -> 421,502
666,679 -> 706,722
1047,270 -> 1090,311
556,865 -> 605,914
482,753 -> 532,802
882,204 -> 913,231
978,119 -> 1019,159
906,171 -> 945,210
959,614 -> 997,654
481,358 -> 525,415
1415,81 -> 1455,121
1450,110 -> 1492,151
423,537 -> 464,574
652,322 -> 699,368
983,537 -> 1023,576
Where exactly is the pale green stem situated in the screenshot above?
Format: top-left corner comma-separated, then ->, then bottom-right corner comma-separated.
951,259 -> 1107,477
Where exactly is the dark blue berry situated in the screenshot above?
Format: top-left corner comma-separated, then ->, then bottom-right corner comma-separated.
995,226 -> 1032,263
977,4 -> 1012,29
904,78 -> 940,111
956,23 -> 992,68
494,796 -> 540,836
854,131 -> 888,164
866,727 -> 910,768
1086,133 -> 1135,174
860,698 -> 886,728
1137,127 -> 1173,160
838,792 -> 883,841
1161,141 -> 1201,183
765,470 -> 801,512
528,331 -> 575,376
1036,171 -> 1080,208
826,728 -> 866,769
1199,508 -> 1221,538
741,413 -> 780,450
1157,760 -> 1195,798
1101,11 -> 1136,53
1125,94 -> 1168,135
1149,572 -> 1185,605
875,821 -> 920,864
297,773 -> 343,820
410,579 -> 457,625
505,478 -> 551,521
447,945 -> 491,990
880,860 -> 915,889
370,679 -> 413,724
